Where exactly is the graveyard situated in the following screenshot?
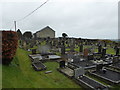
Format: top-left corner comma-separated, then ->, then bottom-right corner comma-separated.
2,31 -> 120,89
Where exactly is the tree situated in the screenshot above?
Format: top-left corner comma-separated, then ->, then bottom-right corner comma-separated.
23,31 -> 32,39
62,33 -> 68,38
17,29 -> 22,40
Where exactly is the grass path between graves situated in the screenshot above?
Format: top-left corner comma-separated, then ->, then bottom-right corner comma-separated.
2,48 -> 81,88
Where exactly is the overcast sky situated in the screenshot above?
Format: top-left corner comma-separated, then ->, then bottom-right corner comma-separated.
0,0 -> 119,39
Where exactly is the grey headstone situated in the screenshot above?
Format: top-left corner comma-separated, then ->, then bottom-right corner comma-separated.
74,67 -> 85,78
102,48 -> 107,58
38,44 -> 51,54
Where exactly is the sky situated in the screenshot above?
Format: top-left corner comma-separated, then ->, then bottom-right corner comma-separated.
0,0 -> 119,39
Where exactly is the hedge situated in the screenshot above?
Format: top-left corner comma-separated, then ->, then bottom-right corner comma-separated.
2,31 -> 18,65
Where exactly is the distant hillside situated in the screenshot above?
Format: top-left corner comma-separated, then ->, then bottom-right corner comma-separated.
110,39 -> 120,42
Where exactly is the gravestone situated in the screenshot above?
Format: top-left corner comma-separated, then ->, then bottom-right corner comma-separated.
23,41 -> 27,49
104,43 -> 107,47
67,53 -> 74,59
98,44 -> 102,54
116,47 -> 119,56
61,45 -> 65,55
38,44 -> 51,54
74,67 -> 85,78
70,39 -> 75,52
113,56 -> 119,64
96,64 -> 103,72
70,44 -> 75,52
32,49 -> 36,54
58,42 -> 61,48
87,54 -> 94,60
61,41 -> 65,55
102,48 -> 107,58
79,44 -> 83,52
84,48 -> 88,57
59,61 -> 65,68
73,56 -> 80,63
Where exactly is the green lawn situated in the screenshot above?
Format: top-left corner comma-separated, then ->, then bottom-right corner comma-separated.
2,48 -> 81,88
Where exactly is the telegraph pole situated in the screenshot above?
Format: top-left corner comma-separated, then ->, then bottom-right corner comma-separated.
14,21 -> 16,31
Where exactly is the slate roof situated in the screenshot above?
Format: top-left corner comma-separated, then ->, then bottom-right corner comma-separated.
35,26 -> 55,34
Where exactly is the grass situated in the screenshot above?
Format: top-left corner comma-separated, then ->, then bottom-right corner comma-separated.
2,48 -> 81,88
2,43 -> 118,88
106,48 -> 116,55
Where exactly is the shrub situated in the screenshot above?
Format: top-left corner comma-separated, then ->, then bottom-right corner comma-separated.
2,31 -> 18,65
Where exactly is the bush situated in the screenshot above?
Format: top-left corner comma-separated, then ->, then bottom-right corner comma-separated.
2,31 -> 18,65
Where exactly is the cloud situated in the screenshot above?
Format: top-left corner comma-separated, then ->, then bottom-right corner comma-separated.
1,1 -> 118,39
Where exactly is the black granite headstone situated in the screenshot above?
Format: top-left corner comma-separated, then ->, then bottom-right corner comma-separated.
96,64 -> 103,72
59,61 -> 65,68
116,47 -> 119,56
98,44 -> 102,54
32,49 -> 36,54
104,43 -> 107,47
79,44 -> 83,52
102,48 -> 106,58
87,54 -> 94,60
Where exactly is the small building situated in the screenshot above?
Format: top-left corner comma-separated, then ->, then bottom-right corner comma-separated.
34,26 -> 55,39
